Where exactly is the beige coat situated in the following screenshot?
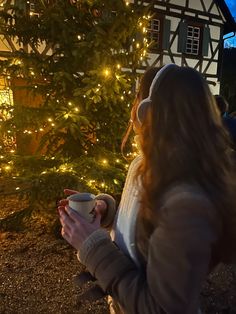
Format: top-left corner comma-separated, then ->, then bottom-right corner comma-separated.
78,184 -> 222,314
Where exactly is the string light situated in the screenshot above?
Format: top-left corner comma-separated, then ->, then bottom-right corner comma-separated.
0,4 -> 148,197
102,159 -> 108,165
103,68 -> 110,77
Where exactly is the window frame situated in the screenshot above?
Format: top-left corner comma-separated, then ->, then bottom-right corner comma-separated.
184,21 -> 204,57
146,14 -> 164,53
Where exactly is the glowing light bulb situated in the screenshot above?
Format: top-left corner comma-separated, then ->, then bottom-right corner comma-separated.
103,68 -> 110,77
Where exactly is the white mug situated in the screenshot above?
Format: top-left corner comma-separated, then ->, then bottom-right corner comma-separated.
67,193 -> 96,222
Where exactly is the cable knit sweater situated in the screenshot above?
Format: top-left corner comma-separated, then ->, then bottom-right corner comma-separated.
111,155 -> 142,265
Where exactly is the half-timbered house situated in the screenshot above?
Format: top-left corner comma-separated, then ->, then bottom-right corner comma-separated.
0,0 -> 235,94
133,0 -> 236,94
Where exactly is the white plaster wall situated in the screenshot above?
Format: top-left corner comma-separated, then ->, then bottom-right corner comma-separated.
163,55 -> 173,65
169,0 -> 186,7
210,81 -> 220,94
210,25 -> 221,40
0,36 -> 22,52
188,0 -> 205,11
0,36 -> 11,52
202,60 -> 218,75
184,58 -> 200,68
210,3 -> 220,15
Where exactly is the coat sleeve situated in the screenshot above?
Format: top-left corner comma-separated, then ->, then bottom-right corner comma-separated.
78,195 -> 220,314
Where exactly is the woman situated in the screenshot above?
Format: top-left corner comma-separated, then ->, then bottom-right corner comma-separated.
58,64 -> 236,313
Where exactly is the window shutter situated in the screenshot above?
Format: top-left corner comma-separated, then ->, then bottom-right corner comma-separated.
162,19 -> 171,50
202,26 -> 210,56
177,21 -> 188,53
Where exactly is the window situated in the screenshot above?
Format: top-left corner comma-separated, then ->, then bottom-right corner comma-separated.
178,21 -> 209,57
147,18 -> 162,51
185,25 -> 201,55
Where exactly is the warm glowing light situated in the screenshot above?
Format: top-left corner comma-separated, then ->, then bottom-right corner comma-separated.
102,159 -> 108,165
103,68 -> 110,77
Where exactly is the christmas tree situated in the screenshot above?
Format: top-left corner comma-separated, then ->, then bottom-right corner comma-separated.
0,0 -> 150,228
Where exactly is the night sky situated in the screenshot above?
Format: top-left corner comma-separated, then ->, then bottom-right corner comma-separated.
225,0 -> 236,18
225,0 -> 236,47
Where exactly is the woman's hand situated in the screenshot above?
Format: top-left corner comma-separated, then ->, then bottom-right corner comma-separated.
58,189 -> 108,219
59,206 -> 101,251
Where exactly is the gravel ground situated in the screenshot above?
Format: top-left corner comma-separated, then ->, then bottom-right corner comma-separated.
1,229 -> 236,314
1,193 -> 236,314
0,229 -> 109,314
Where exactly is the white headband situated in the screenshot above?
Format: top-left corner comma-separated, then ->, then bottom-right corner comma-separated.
136,64 -> 179,124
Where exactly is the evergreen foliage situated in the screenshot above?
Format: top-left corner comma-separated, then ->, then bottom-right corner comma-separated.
0,0 -> 148,229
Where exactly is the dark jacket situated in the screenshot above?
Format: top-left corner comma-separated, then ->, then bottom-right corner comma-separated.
78,184 -> 222,314
223,115 -> 236,148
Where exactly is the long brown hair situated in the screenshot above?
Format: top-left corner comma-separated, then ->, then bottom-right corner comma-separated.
121,67 -> 161,156
137,66 -> 236,262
